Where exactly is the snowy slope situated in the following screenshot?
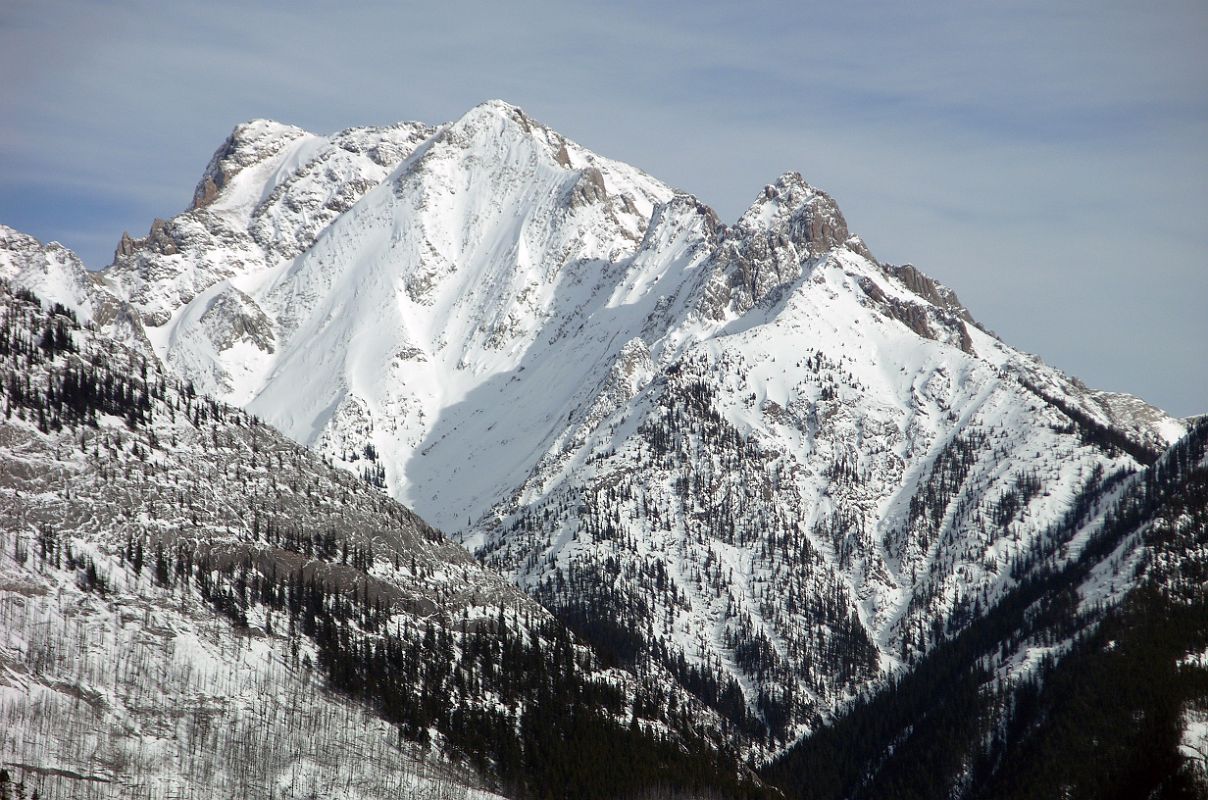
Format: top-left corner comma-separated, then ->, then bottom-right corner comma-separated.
26,100 -> 1188,749
0,281 -> 767,797
0,280 -> 523,798
0,225 -> 123,327
764,418 -> 1208,798
0,549 -> 507,800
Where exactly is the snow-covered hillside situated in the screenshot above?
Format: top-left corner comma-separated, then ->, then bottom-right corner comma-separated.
0,544 -> 507,800
0,278 -> 514,798
766,417 -> 1208,798
5,99 -> 1190,750
0,281 -> 770,798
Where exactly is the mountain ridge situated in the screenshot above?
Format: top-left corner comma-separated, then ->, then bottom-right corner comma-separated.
1,100 -> 1193,757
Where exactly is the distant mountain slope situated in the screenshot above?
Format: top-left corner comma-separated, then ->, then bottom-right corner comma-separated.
764,417 -> 1208,798
0,280 -> 769,799
1,100 -> 1192,754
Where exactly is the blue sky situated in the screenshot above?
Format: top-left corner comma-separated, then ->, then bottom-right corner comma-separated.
1,0 -> 1205,415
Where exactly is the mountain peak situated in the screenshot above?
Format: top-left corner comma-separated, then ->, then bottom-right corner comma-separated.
191,119 -> 309,209
444,99 -> 540,137
385,101 -> 673,254
734,171 -> 850,257
430,99 -> 569,171
230,117 -> 305,141
471,97 -> 528,117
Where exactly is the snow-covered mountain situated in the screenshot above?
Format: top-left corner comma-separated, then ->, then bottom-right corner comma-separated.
766,416 -> 1208,798
0,276 -> 505,798
5,100 -> 1191,753
0,280 -> 768,798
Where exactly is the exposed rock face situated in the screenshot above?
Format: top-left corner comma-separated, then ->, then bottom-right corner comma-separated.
568,166 -> 608,208
858,273 -> 977,355
884,263 -> 975,322
198,287 -> 275,353
699,172 -> 853,318
193,174 -> 221,208
113,218 -> 180,263
114,230 -> 137,259
190,119 -> 309,210
555,140 -> 573,168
